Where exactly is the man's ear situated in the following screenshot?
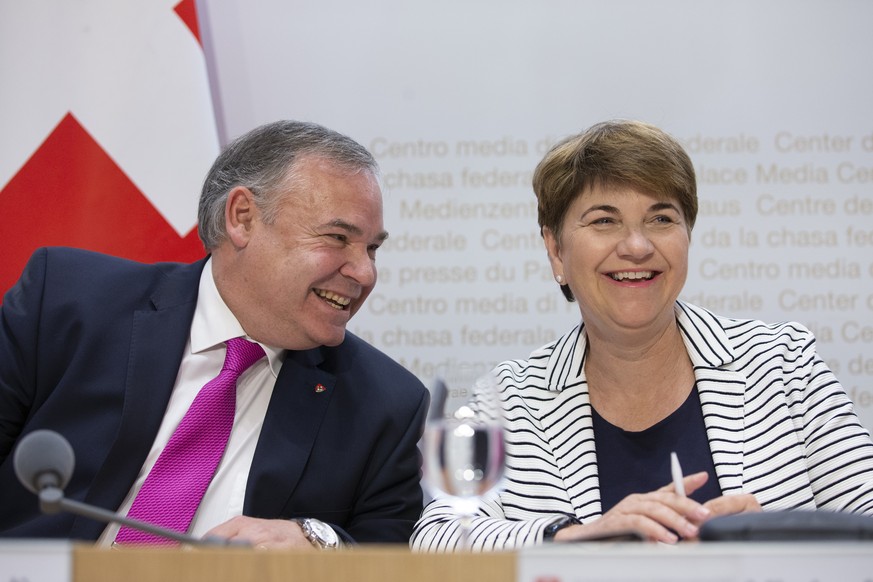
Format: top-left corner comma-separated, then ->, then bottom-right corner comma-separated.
225,186 -> 258,248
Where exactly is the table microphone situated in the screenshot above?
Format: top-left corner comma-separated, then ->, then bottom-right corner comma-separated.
13,429 -> 244,547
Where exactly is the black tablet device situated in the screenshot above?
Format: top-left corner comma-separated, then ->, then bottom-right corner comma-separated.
700,510 -> 873,541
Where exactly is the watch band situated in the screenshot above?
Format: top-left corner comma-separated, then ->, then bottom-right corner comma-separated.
543,515 -> 581,540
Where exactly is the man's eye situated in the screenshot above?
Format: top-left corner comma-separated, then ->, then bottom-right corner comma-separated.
329,233 -> 348,243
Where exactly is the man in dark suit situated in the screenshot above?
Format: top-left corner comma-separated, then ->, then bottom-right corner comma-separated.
0,120 -> 429,549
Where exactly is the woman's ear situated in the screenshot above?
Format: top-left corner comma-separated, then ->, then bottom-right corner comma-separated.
542,226 -> 564,280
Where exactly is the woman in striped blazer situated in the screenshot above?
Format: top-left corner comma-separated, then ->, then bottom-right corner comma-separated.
411,120 -> 873,551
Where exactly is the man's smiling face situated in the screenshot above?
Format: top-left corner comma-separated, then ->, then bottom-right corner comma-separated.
220,155 -> 386,350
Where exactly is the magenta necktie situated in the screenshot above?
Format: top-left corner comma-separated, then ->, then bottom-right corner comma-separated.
115,337 -> 266,545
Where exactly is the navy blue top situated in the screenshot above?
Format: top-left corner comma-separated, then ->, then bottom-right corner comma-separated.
592,385 -> 722,513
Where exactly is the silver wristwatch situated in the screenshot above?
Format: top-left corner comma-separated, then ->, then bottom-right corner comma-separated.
295,518 -> 340,550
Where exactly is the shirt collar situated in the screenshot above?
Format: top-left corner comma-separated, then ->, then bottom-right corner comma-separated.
191,257 -> 284,377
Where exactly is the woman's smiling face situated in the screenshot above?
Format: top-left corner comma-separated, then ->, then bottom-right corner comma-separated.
544,183 -> 690,336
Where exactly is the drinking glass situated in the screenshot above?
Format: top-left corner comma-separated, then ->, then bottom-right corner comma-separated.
422,367 -> 506,550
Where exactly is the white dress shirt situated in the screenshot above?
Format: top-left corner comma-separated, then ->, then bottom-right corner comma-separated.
98,258 -> 283,545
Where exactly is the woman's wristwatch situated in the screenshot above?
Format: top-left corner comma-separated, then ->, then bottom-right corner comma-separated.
543,515 -> 581,540
294,518 -> 340,549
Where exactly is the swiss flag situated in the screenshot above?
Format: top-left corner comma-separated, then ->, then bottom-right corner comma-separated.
0,0 -> 219,297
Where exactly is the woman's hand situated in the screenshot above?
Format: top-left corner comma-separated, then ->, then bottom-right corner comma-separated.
703,493 -> 762,517
553,469 -> 763,544
554,472 -> 713,544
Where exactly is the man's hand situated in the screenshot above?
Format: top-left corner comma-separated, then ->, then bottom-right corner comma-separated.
204,516 -> 315,550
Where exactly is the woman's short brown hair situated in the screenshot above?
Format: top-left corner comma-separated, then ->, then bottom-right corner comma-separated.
532,119 -> 697,301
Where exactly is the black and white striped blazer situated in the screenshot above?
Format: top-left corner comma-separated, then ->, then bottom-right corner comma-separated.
411,301 -> 873,551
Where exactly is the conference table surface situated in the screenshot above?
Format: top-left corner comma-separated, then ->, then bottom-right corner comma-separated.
5,540 -> 873,582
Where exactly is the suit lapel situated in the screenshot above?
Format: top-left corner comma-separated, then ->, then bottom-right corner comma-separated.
694,368 -> 746,495
530,325 -> 603,519
676,302 -> 746,495
244,347 -> 335,518
536,380 -> 602,520
71,259 -> 205,539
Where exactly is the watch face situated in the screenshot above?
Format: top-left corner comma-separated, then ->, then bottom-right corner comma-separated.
308,519 -> 338,547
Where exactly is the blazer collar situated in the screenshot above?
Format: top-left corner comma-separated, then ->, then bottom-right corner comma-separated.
543,301 -> 738,393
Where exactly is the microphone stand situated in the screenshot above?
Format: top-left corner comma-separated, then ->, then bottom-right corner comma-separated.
38,487 -> 245,547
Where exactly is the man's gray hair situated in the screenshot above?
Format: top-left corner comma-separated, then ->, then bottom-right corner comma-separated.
197,120 -> 379,250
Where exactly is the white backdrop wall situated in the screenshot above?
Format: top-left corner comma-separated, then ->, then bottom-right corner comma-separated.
198,0 -> 873,431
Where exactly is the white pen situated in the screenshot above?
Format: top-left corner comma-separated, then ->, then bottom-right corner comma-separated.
670,451 -> 686,497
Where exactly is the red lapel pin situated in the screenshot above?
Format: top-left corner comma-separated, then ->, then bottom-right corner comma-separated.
314,384 -> 326,393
